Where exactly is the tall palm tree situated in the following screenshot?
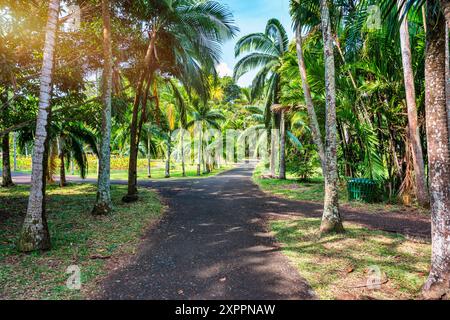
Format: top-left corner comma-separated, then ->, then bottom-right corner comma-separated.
234,18 -> 289,178
421,0 -> 450,299
397,0 -> 429,207
123,0 -> 237,202
290,0 -> 326,173
1,133 -> 14,187
382,0 -> 450,297
164,103 -> 176,178
17,0 -> 60,252
318,0 -> 344,234
92,0 -> 113,215
187,103 -> 225,175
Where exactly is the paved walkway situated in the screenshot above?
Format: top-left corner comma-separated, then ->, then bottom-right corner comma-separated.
98,164 -> 316,299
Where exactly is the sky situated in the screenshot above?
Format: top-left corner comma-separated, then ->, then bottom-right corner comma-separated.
216,0 -> 293,87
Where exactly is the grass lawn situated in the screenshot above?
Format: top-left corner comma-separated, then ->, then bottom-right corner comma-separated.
98,165 -> 234,180
0,183 -> 162,299
270,217 -> 431,299
11,162 -> 234,181
252,163 -> 429,214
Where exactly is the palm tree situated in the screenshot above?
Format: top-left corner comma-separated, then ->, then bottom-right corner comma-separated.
17,0 -> 60,252
397,0 -> 429,207
92,0 -> 113,215
123,0 -> 237,202
290,0 -> 326,173
164,103 -> 176,178
187,103 -> 225,175
143,123 -> 163,178
421,0 -> 450,298
1,133 -> 14,187
318,0 -> 344,234
234,18 -> 289,178
380,0 -> 449,297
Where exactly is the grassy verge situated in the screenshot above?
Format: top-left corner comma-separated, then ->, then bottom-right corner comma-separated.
270,217 -> 430,299
0,184 -> 162,299
11,163 -> 234,181
252,163 -> 428,214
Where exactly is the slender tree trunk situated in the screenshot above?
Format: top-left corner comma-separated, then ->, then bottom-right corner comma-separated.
13,132 -> 17,172
17,0 -> 60,252
422,1 -> 450,299
197,126 -> 202,176
165,131 -> 171,178
1,134 -> 14,187
124,32 -> 156,202
58,137 -> 66,187
147,133 -> 152,178
270,126 -> 276,177
279,110 -> 286,180
398,1 -> 430,207
319,0 -> 344,234
295,24 -> 326,173
93,0 -> 113,214
181,129 -> 186,177
70,152 -> 74,175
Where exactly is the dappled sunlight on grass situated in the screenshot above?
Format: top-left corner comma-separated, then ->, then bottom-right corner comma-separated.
253,163 -> 429,214
270,217 -> 431,300
0,184 -> 162,299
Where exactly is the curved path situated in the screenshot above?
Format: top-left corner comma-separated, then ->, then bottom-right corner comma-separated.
7,163 -> 430,299
98,163 -> 316,300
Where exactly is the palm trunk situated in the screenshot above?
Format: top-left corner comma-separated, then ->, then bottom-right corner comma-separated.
398,1 -> 429,207
124,32 -> 156,202
1,134 -> 14,187
58,137 -> 66,187
147,133 -> 151,178
279,110 -> 286,180
181,129 -> 186,177
93,0 -> 113,215
17,0 -> 60,252
422,1 -> 450,299
319,0 -> 344,234
13,132 -> 17,172
270,126 -> 276,177
70,152 -> 74,175
165,132 -> 171,178
295,24 -> 326,173
197,127 -> 202,176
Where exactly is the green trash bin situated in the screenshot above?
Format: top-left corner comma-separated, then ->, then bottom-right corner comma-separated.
347,178 -> 377,202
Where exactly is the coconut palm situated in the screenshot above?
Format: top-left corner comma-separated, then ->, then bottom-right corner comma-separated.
187,103 -> 225,175
17,0 -> 60,252
92,0 -> 114,215
234,18 -> 289,177
123,0 -> 238,202
317,0 -> 344,233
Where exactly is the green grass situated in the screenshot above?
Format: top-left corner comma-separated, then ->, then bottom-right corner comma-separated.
95,165 -> 233,180
12,162 -> 234,181
270,217 -> 431,300
252,163 -> 428,214
0,183 -> 163,299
